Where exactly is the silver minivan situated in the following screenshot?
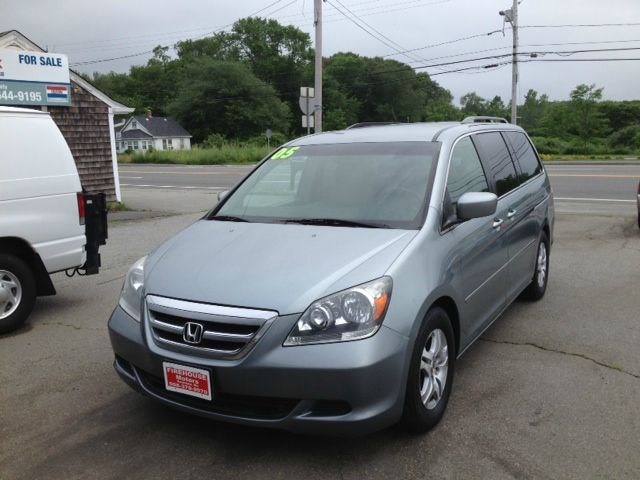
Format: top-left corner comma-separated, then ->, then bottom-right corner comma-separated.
109,118 -> 554,435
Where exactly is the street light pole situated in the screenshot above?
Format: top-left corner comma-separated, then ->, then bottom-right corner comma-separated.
510,0 -> 519,125
500,0 -> 519,124
314,0 -> 323,133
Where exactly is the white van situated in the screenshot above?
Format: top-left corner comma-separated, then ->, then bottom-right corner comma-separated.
0,106 -> 106,333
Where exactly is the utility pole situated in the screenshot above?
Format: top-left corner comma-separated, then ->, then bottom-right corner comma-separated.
314,0 -> 323,133
500,0 -> 519,124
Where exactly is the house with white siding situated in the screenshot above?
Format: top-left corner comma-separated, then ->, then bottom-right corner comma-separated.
116,113 -> 192,153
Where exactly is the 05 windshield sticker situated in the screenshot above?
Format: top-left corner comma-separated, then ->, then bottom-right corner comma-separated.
271,146 -> 301,160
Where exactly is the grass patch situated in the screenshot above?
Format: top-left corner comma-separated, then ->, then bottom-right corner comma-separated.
107,201 -> 134,212
119,145 -> 273,165
540,154 -> 636,161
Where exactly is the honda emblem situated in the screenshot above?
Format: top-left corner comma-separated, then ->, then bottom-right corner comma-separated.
183,322 -> 204,344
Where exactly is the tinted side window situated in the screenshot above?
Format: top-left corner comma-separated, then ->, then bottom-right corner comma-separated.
447,137 -> 489,206
504,131 -> 542,182
472,132 -> 519,197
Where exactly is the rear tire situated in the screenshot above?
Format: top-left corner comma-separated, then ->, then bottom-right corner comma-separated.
521,231 -> 549,301
400,307 -> 455,433
0,254 -> 36,334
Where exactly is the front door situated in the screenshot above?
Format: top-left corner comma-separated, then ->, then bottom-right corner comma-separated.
443,136 -> 508,344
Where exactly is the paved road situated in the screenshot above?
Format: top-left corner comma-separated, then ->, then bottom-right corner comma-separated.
1,188 -> 639,479
119,163 -> 640,215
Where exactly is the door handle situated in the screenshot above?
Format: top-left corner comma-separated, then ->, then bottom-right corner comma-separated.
492,218 -> 504,229
507,209 -> 517,219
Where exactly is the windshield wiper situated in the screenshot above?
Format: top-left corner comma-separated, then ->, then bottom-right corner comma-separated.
283,218 -> 389,228
209,215 -> 250,222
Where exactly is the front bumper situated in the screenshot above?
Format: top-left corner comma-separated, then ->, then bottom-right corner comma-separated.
108,305 -> 411,436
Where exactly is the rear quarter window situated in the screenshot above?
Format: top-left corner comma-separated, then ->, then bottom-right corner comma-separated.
504,131 -> 542,182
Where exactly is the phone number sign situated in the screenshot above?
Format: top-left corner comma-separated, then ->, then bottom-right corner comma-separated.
0,48 -> 71,107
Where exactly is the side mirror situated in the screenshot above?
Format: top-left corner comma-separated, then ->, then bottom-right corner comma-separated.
457,192 -> 498,221
217,190 -> 230,202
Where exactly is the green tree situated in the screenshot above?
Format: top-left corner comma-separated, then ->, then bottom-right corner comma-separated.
324,52 -> 452,124
167,58 -> 291,141
176,18 -> 313,133
460,92 -> 487,116
485,95 -> 509,118
419,73 -> 459,121
519,89 -> 549,134
566,84 -> 610,148
599,100 -> 640,132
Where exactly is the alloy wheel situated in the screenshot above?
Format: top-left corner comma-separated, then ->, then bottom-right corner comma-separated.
537,242 -> 548,288
419,328 -> 449,410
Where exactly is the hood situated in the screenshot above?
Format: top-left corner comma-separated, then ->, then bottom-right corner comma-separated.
145,220 -> 417,314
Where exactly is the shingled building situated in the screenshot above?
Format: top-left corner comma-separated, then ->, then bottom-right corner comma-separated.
0,30 -> 133,201
116,114 -> 192,154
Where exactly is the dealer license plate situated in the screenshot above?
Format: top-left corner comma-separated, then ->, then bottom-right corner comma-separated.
163,362 -> 212,401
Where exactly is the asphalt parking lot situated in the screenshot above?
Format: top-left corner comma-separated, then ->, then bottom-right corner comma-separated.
1,180 -> 639,479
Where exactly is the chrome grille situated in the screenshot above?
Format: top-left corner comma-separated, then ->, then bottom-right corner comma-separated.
145,295 -> 277,359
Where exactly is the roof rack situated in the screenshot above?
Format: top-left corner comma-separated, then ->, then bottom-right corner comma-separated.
462,116 -> 509,124
346,122 -> 399,129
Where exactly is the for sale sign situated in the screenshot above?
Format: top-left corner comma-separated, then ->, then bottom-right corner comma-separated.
0,48 -> 71,106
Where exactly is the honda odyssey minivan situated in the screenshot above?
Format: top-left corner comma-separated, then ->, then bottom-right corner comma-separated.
109,118 -> 554,435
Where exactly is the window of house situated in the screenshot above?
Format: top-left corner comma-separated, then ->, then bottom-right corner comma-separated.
472,132 -> 519,197
167,139 -> 173,150
162,139 -> 167,150
132,120 -> 137,129
142,141 -> 147,150
134,141 -> 139,150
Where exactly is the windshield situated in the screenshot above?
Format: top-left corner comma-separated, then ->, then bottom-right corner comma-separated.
211,141 -> 441,229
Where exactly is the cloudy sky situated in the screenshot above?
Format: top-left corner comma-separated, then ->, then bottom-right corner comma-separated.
3,0 -> 639,104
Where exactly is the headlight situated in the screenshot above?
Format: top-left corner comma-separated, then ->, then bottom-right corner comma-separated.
284,277 -> 392,346
118,256 -> 147,322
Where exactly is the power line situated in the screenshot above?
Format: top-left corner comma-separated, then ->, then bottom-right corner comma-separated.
410,46 -> 640,70
519,22 -> 640,29
325,0 -> 425,63
64,0 -> 447,54
399,38 -> 640,67
384,23 -> 640,59
69,0 -> 294,66
382,30 -> 503,59
281,0 -> 453,24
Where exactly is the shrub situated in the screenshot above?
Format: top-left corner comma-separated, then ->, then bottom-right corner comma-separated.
608,124 -> 640,151
202,133 -> 227,149
531,137 -> 566,155
119,145 -> 273,165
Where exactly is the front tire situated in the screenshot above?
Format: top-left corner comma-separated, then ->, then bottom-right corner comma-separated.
401,307 -> 455,433
521,231 -> 549,301
0,254 -> 36,334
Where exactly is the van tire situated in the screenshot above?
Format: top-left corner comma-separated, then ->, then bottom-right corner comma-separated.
0,254 -> 36,334
521,231 -> 549,301
400,307 -> 455,433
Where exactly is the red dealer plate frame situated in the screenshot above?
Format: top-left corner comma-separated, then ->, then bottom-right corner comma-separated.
162,362 -> 212,401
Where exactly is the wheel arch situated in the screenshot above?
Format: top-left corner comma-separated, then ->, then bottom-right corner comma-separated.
0,237 -> 56,296
429,296 -> 461,357
542,222 -> 551,245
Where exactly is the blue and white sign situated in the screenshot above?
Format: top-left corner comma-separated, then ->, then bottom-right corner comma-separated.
0,48 -> 71,107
